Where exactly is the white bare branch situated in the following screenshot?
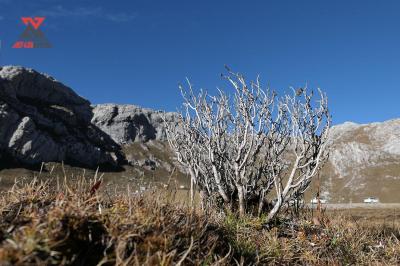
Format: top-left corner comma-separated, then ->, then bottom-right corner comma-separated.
164,69 -> 331,222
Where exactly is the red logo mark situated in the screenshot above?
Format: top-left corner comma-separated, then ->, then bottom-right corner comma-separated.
21,17 -> 45,30
12,16 -> 51,49
12,41 -> 34,49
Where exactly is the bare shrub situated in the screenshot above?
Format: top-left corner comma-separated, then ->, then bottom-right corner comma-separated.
165,68 -> 331,222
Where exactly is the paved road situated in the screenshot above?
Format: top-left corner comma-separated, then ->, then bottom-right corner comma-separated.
308,203 -> 400,209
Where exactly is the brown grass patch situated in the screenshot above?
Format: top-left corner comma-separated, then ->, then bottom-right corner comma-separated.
0,174 -> 399,265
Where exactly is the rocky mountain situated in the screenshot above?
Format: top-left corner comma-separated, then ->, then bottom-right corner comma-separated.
0,66 -> 399,202
320,119 -> 400,203
0,66 -> 180,173
0,66 -> 125,169
91,104 -> 179,144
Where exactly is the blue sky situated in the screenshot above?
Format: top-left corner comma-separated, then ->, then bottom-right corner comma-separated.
0,0 -> 399,124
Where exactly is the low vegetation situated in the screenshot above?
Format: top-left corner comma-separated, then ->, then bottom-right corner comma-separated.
0,174 -> 399,265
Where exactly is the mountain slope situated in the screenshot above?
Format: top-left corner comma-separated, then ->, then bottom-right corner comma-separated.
320,119 -> 400,203
90,102 -> 400,203
0,66 -> 124,168
0,66 -> 398,202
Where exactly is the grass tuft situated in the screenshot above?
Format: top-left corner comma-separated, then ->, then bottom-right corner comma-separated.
0,176 -> 399,265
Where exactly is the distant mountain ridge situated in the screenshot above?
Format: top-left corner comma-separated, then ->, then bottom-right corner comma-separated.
321,119 -> 400,203
0,66 -> 399,202
0,66 -> 179,169
91,103 -> 179,144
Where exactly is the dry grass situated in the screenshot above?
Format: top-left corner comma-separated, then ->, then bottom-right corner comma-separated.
0,173 -> 399,265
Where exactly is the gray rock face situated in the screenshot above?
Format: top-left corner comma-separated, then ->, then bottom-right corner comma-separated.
318,119 -> 400,203
0,66 -> 124,168
92,104 -> 179,145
